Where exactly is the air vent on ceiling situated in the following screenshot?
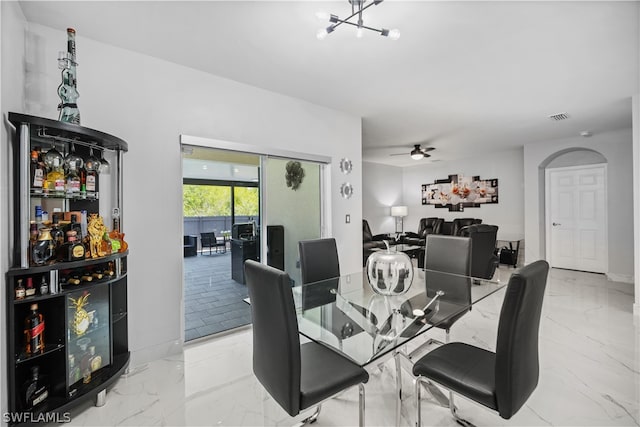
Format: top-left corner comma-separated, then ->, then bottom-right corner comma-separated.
548,112 -> 569,121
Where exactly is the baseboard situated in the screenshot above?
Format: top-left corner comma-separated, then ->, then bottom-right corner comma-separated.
606,272 -> 634,284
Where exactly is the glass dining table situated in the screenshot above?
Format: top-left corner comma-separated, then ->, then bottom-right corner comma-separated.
292,268 -> 506,424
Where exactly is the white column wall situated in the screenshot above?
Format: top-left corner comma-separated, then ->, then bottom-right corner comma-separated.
362,162 -> 403,235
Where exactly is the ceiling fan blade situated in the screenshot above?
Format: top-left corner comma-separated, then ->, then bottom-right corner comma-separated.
389,153 -> 408,156
421,147 -> 435,152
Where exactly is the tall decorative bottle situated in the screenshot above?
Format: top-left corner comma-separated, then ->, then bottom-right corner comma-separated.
57,28 -> 81,124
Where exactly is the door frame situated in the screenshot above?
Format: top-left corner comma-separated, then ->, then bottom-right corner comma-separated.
544,163 -> 608,272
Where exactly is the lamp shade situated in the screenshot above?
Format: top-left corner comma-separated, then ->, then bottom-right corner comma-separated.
391,206 -> 408,217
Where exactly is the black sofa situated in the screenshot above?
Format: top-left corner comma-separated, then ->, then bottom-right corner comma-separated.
403,217 -> 443,246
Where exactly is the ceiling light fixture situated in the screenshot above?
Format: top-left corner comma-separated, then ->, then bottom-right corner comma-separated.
316,0 -> 400,40
410,146 -> 425,160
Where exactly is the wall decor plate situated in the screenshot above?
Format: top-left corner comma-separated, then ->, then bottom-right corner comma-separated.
340,182 -> 354,199
340,158 -> 353,174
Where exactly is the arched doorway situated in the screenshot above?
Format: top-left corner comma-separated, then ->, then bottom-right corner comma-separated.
541,148 -> 608,273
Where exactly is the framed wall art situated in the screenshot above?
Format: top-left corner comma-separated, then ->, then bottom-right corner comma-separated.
422,174 -> 498,212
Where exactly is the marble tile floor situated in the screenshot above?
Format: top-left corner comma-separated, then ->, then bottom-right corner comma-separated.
65,266 -> 639,426
183,253 -> 251,341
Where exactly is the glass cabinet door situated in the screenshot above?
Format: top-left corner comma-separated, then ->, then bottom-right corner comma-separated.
66,285 -> 110,395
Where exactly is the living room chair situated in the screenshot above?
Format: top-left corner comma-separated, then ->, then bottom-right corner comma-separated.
459,224 -> 500,279
451,218 -> 482,236
244,260 -> 369,426
403,217 -> 443,246
200,231 -> 226,254
413,260 -> 549,426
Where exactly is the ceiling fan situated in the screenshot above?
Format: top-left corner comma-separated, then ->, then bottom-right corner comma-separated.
390,144 -> 435,160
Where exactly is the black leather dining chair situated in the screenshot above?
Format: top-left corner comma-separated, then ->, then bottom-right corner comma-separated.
413,260 -> 549,426
423,234 -> 472,344
298,238 -> 340,283
299,238 -> 376,341
244,260 -> 369,426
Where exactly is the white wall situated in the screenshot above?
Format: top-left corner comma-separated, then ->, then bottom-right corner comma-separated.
523,128 -> 634,281
401,148 -> 525,236
1,18 -> 363,370
362,162 -> 403,235
1,1 -> 27,419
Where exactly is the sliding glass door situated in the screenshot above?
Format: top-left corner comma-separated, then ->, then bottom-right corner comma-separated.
262,157 -> 323,286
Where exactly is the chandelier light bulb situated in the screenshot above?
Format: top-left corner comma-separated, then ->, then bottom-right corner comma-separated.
317,28 -> 329,40
389,29 -> 401,40
315,11 -> 330,21
411,153 -> 424,160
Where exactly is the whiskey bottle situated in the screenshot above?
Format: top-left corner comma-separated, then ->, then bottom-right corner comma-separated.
85,169 -> 97,198
30,148 -> 45,195
39,276 -> 49,295
22,366 -> 49,410
25,277 -> 36,297
45,157 -> 66,195
15,279 -> 26,300
32,228 -> 56,265
66,167 -> 81,195
88,346 -> 102,372
24,303 -> 45,356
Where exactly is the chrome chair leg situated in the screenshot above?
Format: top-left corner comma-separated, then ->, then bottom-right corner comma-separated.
415,376 -> 426,427
449,391 -> 475,427
358,383 -> 366,427
299,405 -> 322,425
394,351 -> 402,427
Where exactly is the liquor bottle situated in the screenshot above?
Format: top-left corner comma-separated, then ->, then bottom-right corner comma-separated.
45,158 -> 65,195
79,168 -> 87,197
24,303 -> 45,356
22,366 -> 49,410
25,277 -> 36,297
91,269 -> 103,281
88,346 -> 102,372
80,271 -> 93,283
78,341 -> 91,384
68,354 -> 81,385
30,148 -> 45,195
35,205 -> 43,225
50,218 -> 64,249
59,239 -> 86,262
32,228 -> 56,265
57,28 -> 81,124
62,274 -> 81,286
68,215 -> 82,239
15,279 -> 26,300
66,167 -> 81,195
39,276 -> 49,295
85,169 -> 97,198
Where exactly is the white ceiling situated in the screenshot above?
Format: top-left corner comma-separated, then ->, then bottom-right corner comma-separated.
19,1 -> 640,167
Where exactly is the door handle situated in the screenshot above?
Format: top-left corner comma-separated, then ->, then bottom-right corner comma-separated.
552,222 -> 561,226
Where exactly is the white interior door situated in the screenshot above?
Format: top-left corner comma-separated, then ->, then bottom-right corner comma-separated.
546,164 -> 607,273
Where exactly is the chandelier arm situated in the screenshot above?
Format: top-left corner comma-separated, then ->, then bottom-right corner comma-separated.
333,18 -> 384,34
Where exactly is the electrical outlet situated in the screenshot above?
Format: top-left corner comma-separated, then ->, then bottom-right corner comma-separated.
345,214 -> 351,223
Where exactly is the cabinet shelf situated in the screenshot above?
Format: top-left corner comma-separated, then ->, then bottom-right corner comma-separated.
7,251 -> 128,277
15,344 -> 64,365
30,190 -> 99,201
12,273 -> 127,305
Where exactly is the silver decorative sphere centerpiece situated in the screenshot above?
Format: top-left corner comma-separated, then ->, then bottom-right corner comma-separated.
366,240 -> 414,296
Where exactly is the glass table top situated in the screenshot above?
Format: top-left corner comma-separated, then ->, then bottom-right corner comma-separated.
293,268 -> 506,366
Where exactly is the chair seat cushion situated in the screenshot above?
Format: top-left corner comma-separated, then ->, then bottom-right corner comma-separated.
412,342 -> 497,411
300,342 -> 369,410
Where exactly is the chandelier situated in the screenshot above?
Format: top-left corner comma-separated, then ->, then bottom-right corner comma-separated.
316,0 -> 400,40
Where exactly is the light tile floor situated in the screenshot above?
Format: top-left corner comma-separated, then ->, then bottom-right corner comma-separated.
66,266 -> 639,426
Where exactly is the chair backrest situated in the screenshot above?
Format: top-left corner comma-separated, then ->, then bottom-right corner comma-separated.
298,238 -> 340,284
495,260 -> 549,419
459,224 -> 499,279
244,260 -> 302,417
418,217 -> 444,237
424,235 -> 472,305
452,218 -> 482,236
362,220 -> 373,242
201,232 -> 216,246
